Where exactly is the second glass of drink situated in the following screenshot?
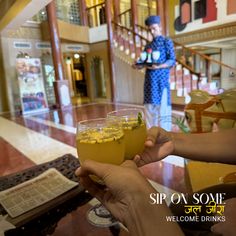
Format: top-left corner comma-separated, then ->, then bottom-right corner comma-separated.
107,108 -> 147,160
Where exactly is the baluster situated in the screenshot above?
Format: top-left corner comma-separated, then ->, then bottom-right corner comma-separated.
190,73 -> 193,92
125,29 -> 129,55
125,13 -> 128,28
121,26 -> 125,51
182,65 -> 184,96
197,75 -> 200,90
207,60 -> 211,83
94,7 -> 98,27
174,65 -> 177,90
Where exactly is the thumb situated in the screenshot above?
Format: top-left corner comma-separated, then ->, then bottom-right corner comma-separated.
75,159 -> 111,179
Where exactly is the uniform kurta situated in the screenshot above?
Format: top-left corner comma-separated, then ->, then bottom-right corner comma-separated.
144,35 -> 176,130
144,35 -> 175,105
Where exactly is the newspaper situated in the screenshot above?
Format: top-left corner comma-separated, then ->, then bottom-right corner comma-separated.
0,168 -> 79,218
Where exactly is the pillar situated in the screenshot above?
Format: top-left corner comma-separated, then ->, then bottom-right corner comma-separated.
78,0 -> 88,26
156,0 -> 168,36
105,0 -> 115,101
113,0 -> 120,24
131,0 -> 138,56
46,1 -> 72,108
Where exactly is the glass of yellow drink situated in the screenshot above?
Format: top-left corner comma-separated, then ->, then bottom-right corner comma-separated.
76,117 -> 125,227
107,108 -> 147,160
77,117 -> 125,167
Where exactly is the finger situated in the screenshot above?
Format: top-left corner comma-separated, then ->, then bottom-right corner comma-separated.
120,160 -> 137,168
133,155 -> 148,167
76,160 -> 112,180
133,155 -> 140,163
146,127 -> 159,145
75,167 -> 83,176
76,160 -> 137,177
211,223 -> 223,234
145,139 -> 155,147
136,143 -> 167,167
79,176 -> 105,202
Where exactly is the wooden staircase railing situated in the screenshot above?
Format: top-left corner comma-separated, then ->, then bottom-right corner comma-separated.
112,19 -> 236,96
174,41 -> 236,79
86,2 -> 105,27
135,24 -> 236,70
113,22 -> 202,95
83,3 -> 236,97
117,9 -> 132,28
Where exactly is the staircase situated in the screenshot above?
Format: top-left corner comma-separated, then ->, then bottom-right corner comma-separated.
84,3 -> 236,106
111,9 -> 236,105
112,22 -> 192,105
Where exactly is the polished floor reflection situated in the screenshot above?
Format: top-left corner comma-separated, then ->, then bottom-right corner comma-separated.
0,102 -> 188,235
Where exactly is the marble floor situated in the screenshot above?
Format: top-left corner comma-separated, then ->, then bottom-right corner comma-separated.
0,102 -> 189,235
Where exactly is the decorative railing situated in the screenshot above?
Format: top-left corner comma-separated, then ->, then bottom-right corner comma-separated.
84,3 -> 236,96
86,2 -> 105,27
117,9 -> 131,28
174,41 -> 236,80
136,24 -> 236,71
113,17 -> 236,96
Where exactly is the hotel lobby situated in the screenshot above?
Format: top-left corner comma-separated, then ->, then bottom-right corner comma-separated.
0,0 -> 236,235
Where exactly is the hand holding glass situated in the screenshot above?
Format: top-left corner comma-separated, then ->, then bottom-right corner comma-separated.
76,117 -> 125,227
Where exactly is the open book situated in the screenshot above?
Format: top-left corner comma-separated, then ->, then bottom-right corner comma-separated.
0,168 -> 78,218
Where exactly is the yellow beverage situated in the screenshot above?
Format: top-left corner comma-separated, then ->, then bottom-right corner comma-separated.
76,127 -> 125,165
122,117 -> 146,159
107,109 -> 147,160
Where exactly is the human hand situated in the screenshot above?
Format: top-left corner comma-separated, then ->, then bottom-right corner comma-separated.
134,127 -> 174,167
75,160 -> 155,224
146,64 -> 163,70
132,63 -> 144,70
151,64 -> 160,69
211,198 -> 236,236
146,64 -> 157,70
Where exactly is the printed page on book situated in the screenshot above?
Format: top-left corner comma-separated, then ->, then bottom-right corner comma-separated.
0,168 -> 78,218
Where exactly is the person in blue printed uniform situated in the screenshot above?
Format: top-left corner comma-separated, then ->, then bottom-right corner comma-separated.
135,15 -> 176,130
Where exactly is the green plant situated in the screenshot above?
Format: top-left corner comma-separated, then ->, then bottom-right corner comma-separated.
172,116 -> 190,133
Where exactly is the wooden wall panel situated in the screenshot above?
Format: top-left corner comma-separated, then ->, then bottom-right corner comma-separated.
114,55 -> 144,104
